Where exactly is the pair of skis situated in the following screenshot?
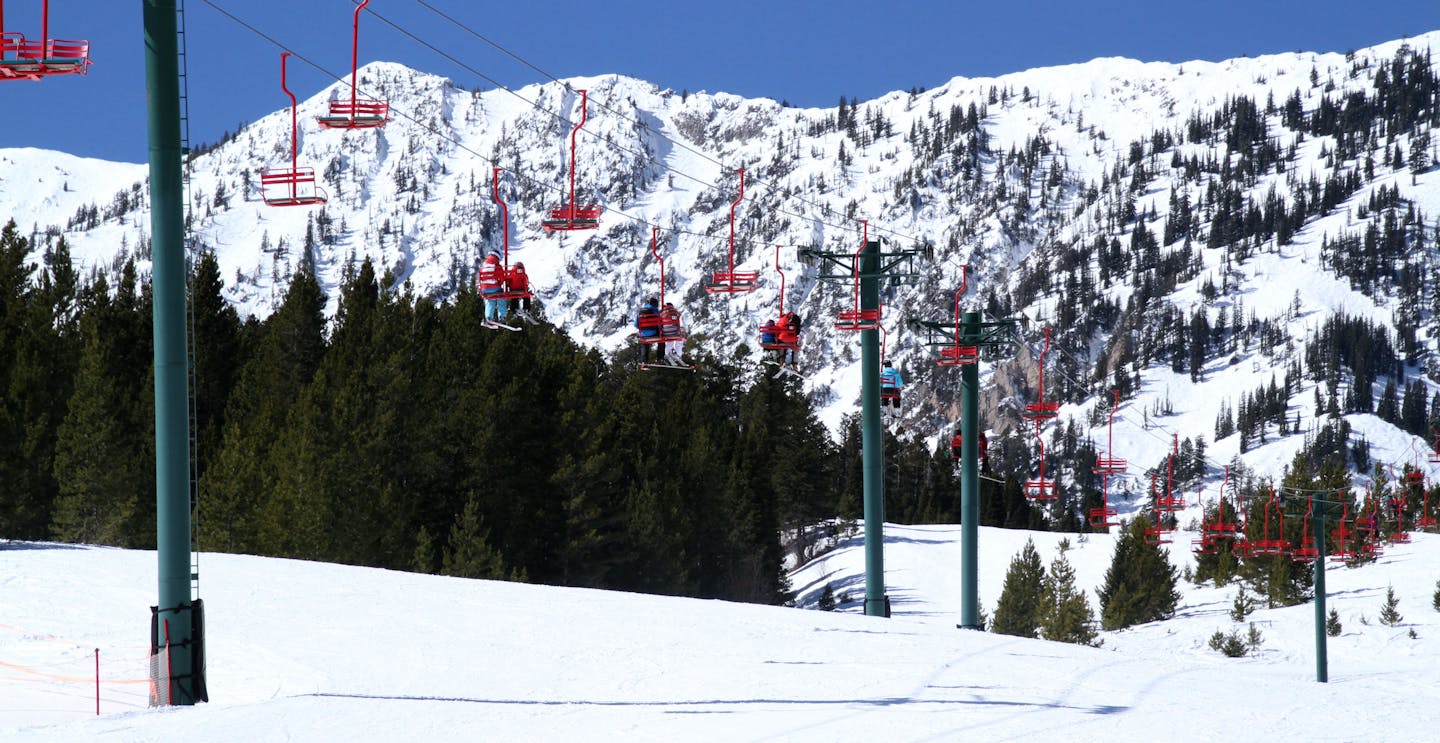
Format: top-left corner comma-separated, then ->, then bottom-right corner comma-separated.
762,359 -> 806,379
482,310 -> 540,332
640,359 -> 695,372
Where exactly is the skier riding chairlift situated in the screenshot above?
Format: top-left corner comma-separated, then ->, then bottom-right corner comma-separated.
879,361 -> 904,417
950,429 -> 988,468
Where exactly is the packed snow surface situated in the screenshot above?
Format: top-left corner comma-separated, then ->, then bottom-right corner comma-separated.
5,523 -> 1440,742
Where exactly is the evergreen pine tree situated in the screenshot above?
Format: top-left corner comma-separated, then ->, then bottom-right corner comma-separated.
50,330 -> 143,545
1379,584 -> 1403,626
411,525 -> 436,574
992,538 -> 1046,638
1040,549 -> 1101,646
48,264 -> 155,547
817,583 -> 837,611
1229,586 -> 1256,621
200,267 -> 326,554
189,250 -> 242,486
1327,607 -> 1342,636
441,494 -> 510,580
1098,516 -> 1181,630
0,223 -> 78,539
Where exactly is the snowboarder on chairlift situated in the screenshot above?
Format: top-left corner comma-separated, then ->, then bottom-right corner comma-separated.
478,250 -> 505,324
636,297 -> 660,364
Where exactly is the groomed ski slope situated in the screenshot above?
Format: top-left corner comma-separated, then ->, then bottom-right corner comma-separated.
3,523 -> 1439,742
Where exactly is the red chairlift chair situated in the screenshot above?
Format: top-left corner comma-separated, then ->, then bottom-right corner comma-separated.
1024,418 -> 1057,501
1386,466 -> 1411,544
316,0 -> 388,130
1249,488 -> 1290,557
1092,388 -> 1128,475
1154,435 -> 1187,514
1353,496 -> 1383,552
1192,489 -> 1222,554
1089,390 -> 1126,529
261,53 -> 328,207
758,245 -> 800,354
936,268 -> 979,367
636,229 -> 689,368
476,168 -> 534,303
0,1 -> 89,81
1416,486 -> 1438,533
1292,496 -> 1321,563
542,89 -> 601,231
834,220 -> 881,332
1022,326 -> 1060,421
1404,443 -> 1427,488
1352,496 -> 1386,559
1142,472 -> 1173,545
704,168 -> 759,294
1359,497 -> 1386,559
1415,455 -> 1437,532
1089,484 -> 1119,530
1407,432 -> 1440,533
1200,466 -> 1241,549
1329,502 -> 1358,564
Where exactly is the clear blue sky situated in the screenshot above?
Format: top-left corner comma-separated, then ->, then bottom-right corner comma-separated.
3,0 -> 1440,163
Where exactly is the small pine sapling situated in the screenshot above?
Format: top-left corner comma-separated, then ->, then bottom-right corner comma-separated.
1432,578 -> 1440,613
1379,584 -> 1403,626
1326,608 -> 1342,637
1246,622 -> 1264,650
1230,586 -> 1256,622
1209,628 -> 1248,657
817,583 -> 837,612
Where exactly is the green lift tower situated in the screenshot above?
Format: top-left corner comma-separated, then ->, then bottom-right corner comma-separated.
801,224 -> 922,617
145,0 -> 204,705
910,282 -> 1018,629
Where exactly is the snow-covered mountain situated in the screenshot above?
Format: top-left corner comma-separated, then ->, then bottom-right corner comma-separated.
6,33 -> 1440,514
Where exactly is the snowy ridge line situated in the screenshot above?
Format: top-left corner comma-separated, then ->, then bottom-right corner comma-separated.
10,29 -> 1440,468
405,0 -> 922,248
213,0 -> 925,253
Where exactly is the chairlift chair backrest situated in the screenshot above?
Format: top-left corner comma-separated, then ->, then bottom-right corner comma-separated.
261,53 -> 328,207
704,168 -> 758,294
316,0 -> 389,130
834,220 -> 881,331
542,89 -> 601,231
0,1 -> 89,80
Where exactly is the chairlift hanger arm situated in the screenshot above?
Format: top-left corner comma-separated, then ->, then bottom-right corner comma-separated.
908,318 -> 1021,349
800,247 -> 925,282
